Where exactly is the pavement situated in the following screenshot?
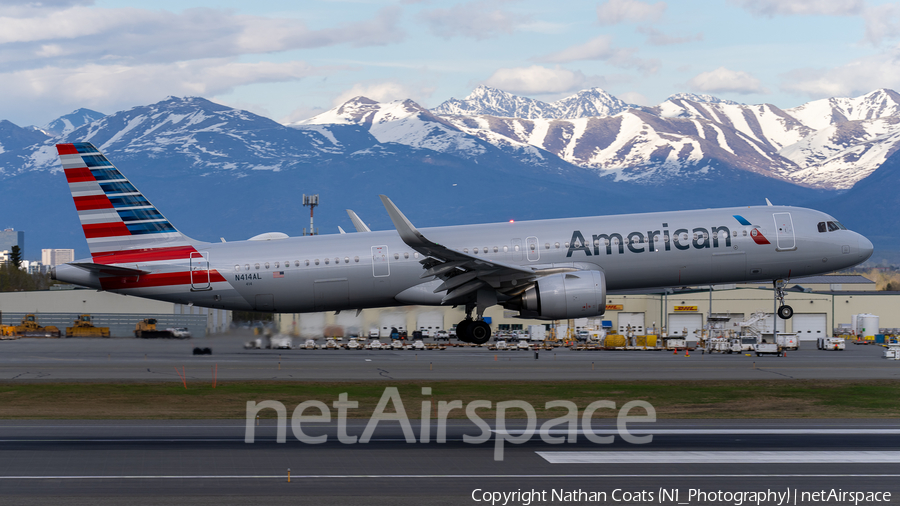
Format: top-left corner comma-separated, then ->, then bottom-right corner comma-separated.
0,332 -> 896,381
1,419 -> 899,505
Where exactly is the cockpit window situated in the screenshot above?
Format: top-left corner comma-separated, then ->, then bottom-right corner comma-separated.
827,221 -> 840,232
835,221 -> 847,230
817,222 -> 826,233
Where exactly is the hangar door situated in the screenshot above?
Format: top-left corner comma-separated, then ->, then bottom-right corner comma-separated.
760,314 -> 786,333
792,313 -> 826,341
617,313 -> 645,334
668,314 -> 703,339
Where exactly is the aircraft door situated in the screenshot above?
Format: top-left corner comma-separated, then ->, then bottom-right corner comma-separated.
526,236 -> 540,261
190,251 -> 211,291
773,213 -> 796,251
372,245 -> 390,277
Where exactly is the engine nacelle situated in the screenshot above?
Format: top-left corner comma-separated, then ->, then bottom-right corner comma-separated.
518,270 -> 606,320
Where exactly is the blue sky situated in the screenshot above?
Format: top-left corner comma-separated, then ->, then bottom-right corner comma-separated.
3,0 -> 900,126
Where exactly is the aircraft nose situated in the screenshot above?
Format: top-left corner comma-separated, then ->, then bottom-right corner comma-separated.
858,235 -> 874,262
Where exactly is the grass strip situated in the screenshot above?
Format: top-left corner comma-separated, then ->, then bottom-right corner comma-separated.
0,380 -> 898,419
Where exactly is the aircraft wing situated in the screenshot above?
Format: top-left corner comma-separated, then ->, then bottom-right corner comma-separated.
379,195 -> 537,303
69,263 -> 149,277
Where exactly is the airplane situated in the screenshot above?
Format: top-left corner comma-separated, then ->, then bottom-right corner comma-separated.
52,142 -> 874,344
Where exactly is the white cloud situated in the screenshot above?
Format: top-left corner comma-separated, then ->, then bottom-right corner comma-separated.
863,3 -> 900,45
483,65 -> 595,94
535,35 -> 659,74
729,0 -> 864,17
617,91 -> 650,106
687,67 -> 767,95
780,50 -> 900,98
0,5 -> 404,70
0,59 -> 337,113
331,81 -> 433,106
418,0 -> 530,40
637,26 -> 702,46
596,0 -> 666,25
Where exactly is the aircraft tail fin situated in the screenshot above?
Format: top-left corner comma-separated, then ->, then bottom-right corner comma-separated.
56,142 -> 198,262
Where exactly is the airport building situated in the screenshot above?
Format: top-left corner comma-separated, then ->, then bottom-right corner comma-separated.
0,288 -> 231,337
0,274 -> 893,342
273,274 -> 894,341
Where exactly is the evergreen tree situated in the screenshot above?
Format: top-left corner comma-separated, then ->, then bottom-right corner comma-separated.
9,246 -> 21,269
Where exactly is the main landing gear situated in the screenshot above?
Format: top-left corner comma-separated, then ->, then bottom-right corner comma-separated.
775,280 -> 793,319
455,303 -> 492,345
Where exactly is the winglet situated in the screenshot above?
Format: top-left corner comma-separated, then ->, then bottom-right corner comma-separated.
346,209 -> 371,232
379,195 -> 430,248
765,198 -> 773,206
338,226 -> 346,234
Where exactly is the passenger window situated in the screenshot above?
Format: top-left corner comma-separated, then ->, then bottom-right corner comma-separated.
514,245 -> 520,251
254,263 -> 260,270
473,248 -> 478,254
244,264 -> 250,271
742,230 -> 747,236
325,258 -> 330,265
503,246 -> 508,252
544,243 -> 550,249
294,260 -> 300,267
817,222 -> 826,233
827,221 -> 839,232
394,253 -> 399,259
305,260 -> 309,266
345,257 -> 350,263
555,242 -> 560,249
234,265 -> 240,271
494,247 -> 499,253
265,262 -> 270,269
355,256 -> 360,262
314,259 -> 319,265
464,248 -> 468,253
404,252 -> 409,259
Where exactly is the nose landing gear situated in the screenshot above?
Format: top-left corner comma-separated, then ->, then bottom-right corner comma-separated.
775,280 -> 793,319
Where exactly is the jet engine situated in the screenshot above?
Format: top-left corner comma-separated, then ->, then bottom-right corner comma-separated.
515,270 -> 606,320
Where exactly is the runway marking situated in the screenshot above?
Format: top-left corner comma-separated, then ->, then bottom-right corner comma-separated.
499,428 -> 900,435
1,474 -> 900,480
537,451 -> 900,464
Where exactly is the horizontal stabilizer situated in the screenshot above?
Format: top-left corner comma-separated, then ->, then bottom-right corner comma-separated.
70,262 -> 148,277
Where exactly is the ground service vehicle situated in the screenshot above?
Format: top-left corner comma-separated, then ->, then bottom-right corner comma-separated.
134,319 -> 174,338
66,314 -> 111,338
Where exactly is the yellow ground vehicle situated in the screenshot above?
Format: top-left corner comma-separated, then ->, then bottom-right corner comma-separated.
0,325 -> 17,338
15,314 -> 61,338
134,318 -> 173,338
66,314 -> 111,338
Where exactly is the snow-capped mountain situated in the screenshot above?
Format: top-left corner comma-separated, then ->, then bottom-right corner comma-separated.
292,97 -> 488,157
0,120 -> 48,155
432,87 -> 900,190
431,85 -> 635,119
666,93 -> 741,105
42,108 -> 106,137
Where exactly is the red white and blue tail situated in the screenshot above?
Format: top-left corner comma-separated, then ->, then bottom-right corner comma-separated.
56,142 -> 196,262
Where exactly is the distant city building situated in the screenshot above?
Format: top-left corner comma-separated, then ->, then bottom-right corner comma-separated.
20,260 -> 43,274
0,229 -> 24,258
0,250 -> 7,265
42,249 -> 74,268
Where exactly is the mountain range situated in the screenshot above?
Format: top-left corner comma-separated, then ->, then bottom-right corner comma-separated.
1,86 -> 898,260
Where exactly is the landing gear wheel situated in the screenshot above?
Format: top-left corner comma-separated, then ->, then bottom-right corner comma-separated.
777,305 -> 793,320
468,320 -> 491,345
455,320 -> 471,343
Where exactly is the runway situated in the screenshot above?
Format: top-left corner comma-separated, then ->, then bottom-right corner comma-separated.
0,333 -> 896,381
1,419 -> 898,505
